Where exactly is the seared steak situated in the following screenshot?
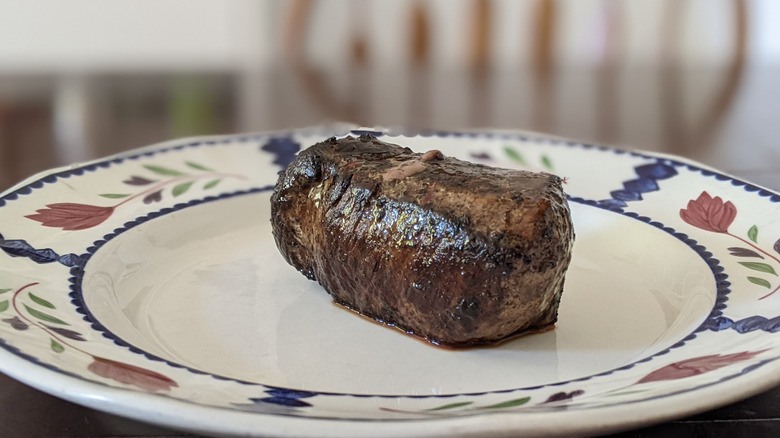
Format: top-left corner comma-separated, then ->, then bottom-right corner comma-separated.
270,135 -> 574,347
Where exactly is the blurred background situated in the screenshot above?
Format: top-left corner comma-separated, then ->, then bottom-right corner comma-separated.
0,0 -> 778,191
1,2 -> 780,436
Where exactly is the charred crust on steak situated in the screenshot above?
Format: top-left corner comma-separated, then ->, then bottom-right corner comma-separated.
270,135 -> 575,347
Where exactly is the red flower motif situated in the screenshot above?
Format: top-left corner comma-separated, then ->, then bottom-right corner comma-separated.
26,203 -> 115,231
679,192 -> 737,233
637,350 -> 767,384
88,356 -> 178,392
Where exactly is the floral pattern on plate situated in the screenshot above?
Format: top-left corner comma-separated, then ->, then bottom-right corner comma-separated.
681,191 -> 780,300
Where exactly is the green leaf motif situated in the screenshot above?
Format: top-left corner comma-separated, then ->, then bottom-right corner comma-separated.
45,325 -> 86,341
172,182 -> 194,197
739,262 -> 778,276
185,161 -> 213,171
0,288 -> 10,294
23,304 -> 68,325
143,164 -> 186,177
203,179 -> 221,190
0,300 -> 8,312
504,147 -> 526,165
29,293 -> 55,309
99,193 -> 131,199
748,276 -> 772,289
50,339 -> 64,353
479,397 -> 531,409
426,401 -> 473,411
541,155 -> 554,170
748,225 -> 759,243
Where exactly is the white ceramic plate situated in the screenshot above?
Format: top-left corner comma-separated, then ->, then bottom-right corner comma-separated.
1,126 -> 780,437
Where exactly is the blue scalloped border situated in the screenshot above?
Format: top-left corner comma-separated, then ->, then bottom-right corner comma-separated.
63,188 -> 730,399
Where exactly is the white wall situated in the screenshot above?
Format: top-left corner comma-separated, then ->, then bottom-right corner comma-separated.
0,0 -> 269,72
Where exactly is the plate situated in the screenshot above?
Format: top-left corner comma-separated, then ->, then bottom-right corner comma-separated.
1,126 -> 780,437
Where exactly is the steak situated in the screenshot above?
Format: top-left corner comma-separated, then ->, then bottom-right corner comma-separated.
270,135 -> 574,347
